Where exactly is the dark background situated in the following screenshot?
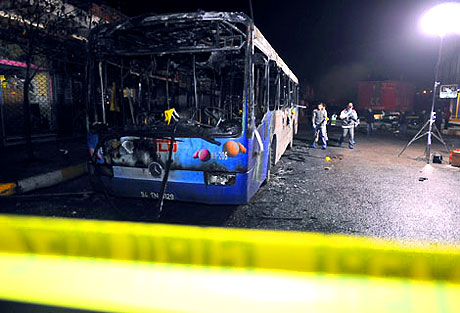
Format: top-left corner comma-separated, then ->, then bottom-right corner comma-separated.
104,0 -> 441,101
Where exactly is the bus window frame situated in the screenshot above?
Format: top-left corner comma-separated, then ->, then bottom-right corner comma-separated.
253,51 -> 269,127
245,24 -> 254,139
268,60 -> 281,112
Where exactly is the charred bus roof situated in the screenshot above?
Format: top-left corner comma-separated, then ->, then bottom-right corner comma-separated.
90,11 -> 297,84
90,12 -> 250,56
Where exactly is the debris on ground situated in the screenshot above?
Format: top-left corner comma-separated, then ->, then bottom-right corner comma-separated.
288,154 -> 306,162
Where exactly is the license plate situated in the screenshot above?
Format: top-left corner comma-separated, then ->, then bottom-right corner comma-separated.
140,191 -> 175,200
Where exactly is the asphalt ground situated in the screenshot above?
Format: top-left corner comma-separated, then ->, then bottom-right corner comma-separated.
227,127 -> 460,243
1,126 -> 459,243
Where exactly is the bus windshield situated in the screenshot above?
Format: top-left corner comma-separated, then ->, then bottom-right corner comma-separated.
90,12 -> 249,138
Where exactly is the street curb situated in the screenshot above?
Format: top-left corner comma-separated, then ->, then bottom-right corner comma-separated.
0,162 -> 88,196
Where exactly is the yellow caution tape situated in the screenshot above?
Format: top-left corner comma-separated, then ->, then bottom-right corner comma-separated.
0,214 -> 459,312
0,254 -> 458,313
0,214 -> 459,282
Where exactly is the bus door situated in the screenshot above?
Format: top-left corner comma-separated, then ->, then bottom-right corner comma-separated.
277,74 -> 293,154
251,54 -> 270,184
268,62 -> 283,164
286,77 -> 295,139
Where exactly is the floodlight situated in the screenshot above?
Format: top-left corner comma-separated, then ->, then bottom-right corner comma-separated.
420,2 -> 460,37
399,3 -> 454,162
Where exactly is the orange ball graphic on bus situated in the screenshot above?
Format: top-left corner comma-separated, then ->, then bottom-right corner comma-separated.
223,140 -> 247,157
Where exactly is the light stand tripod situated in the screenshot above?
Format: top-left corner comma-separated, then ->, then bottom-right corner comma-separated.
398,36 -> 449,163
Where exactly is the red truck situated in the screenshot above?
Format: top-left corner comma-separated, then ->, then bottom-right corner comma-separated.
357,81 -> 415,112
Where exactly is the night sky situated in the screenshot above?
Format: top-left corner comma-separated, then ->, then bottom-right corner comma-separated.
105,0 -> 442,101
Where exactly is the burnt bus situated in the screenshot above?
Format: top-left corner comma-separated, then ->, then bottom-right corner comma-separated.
88,12 -> 299,206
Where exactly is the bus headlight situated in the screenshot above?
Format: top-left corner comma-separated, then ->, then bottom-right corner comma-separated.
205,173 -> 236,186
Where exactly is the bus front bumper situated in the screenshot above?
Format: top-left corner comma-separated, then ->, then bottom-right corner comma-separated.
90,165 -> 253,205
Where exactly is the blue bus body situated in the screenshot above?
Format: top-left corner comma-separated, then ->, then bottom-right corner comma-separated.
88,116 -> 273,204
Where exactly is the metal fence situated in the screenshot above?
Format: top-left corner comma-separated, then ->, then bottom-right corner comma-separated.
1,67 -> 56,135
0,60 -> 87,147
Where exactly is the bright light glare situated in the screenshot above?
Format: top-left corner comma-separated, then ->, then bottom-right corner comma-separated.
421,164 -> 433,175
420,2 -> 460,36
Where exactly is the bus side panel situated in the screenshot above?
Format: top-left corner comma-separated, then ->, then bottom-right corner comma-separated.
272,109 -> 286,164
270,106 -> 295,165
293,106 -> 299,135
246,111 -> 272,200
165,137 -> 249,173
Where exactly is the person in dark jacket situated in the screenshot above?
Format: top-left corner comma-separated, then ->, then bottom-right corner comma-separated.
399,111 -> 407,135
444,108 -> 451,129
435,109 -> 443,130
365,108 -> 374,135
419,110 -> 427,124
311,103 -> 328,149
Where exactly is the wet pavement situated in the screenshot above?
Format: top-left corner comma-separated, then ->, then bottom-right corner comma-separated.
1,126 -> 459,243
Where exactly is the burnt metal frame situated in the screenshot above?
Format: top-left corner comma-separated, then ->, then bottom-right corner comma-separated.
91,12 -> 248,58
88,12 -> 252,135
88,11 -> 299,136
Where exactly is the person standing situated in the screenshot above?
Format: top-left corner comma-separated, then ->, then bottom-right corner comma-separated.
419,110 -> 426,125
338,102 -> 358,149
444,107 -> 451,129
435,108 -> 443,130
311,103 -> 328,149
399,111 -> 407,135
365,108 -> 374,135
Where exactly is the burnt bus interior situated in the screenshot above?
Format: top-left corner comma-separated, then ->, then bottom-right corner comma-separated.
88,13 -> 299,166
89,13 -> 298,139
89,13 -> 250,139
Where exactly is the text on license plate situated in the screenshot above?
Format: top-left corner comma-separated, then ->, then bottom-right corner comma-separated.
140,191 -> 175,200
